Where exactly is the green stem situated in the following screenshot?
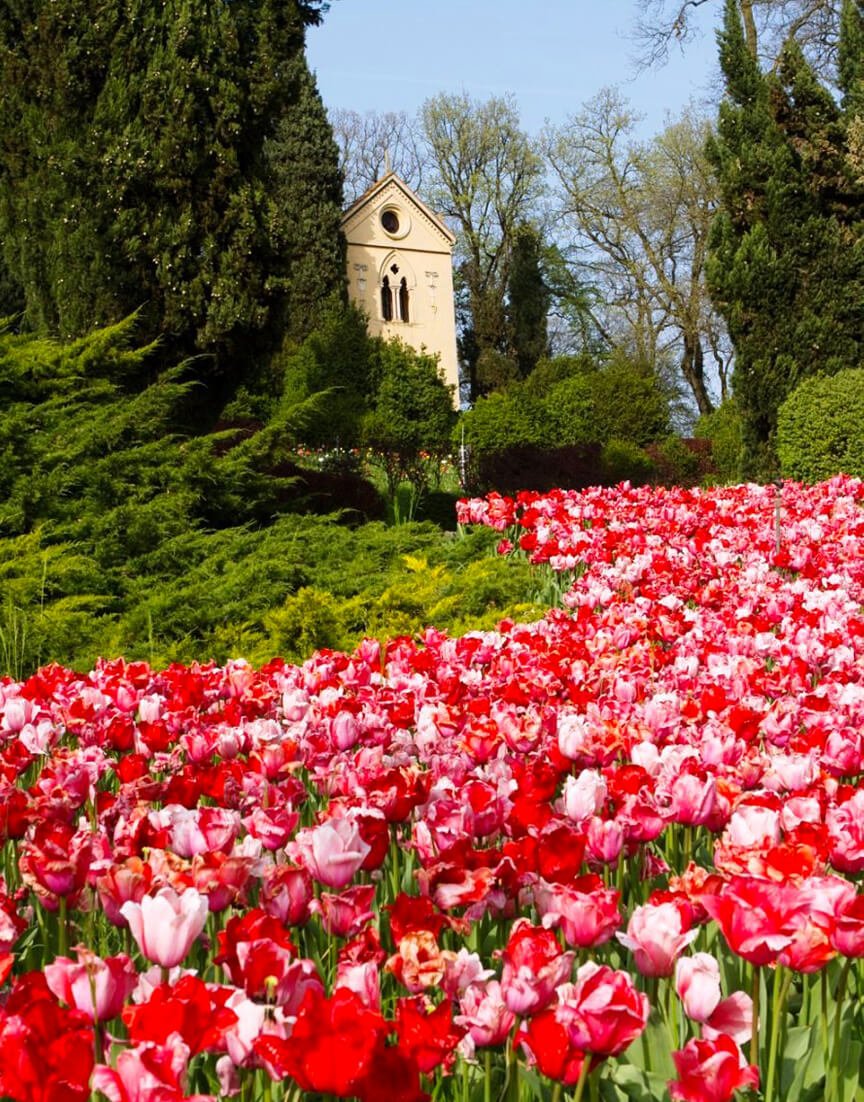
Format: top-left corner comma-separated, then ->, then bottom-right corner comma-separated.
93,1019 -> 104,1066
671,977 -> 680,1049
833,958 -> 852,1102
765,966 -> 790,1102
571,1055 -> 592,1102
750,965 -> 760,1070
58,894 -> 68,958
484,1048 -> 492,1102
507,1035 -> 520,1102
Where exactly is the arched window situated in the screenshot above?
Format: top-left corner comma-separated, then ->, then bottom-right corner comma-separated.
398,277 -> 410,323
381,275 -> 393,321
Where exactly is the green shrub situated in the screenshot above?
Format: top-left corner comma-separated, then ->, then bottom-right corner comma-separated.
457,391 -> 549,453
362,339 -> 456,506
601,438 -> 656,486
544,374 -> 597,445
520,354 -> 596,399
646,435 -> 708,488
588,353 -> 672,447
694,400 -> 744,483
776,369 -> 864,482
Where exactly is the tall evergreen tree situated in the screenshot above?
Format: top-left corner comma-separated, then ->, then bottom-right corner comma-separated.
507,223 -> 549,378
266,54 -> 346,347
706,0 -> 864,475
0,0 -> 340,371
0,252 -> 23,321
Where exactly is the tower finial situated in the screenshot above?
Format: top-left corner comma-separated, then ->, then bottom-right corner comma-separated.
384,148 -> 392,175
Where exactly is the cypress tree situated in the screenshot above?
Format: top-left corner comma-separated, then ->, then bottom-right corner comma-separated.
0,0 -> 340,371
706,0 -> 864,476
266,54 -> 347,346
507,223 -> 549,378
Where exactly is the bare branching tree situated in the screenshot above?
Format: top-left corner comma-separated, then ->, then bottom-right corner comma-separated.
632,0 -> 842,80
329,108 -> 426,204
545,90 -> 730,415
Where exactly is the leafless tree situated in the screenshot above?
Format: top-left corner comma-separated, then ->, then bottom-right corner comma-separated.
545,90 -> 730,415
631,0 -> 842,80
329,108 -> 426,204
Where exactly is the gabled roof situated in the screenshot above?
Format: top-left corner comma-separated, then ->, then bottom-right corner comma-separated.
341,171 -> 456,247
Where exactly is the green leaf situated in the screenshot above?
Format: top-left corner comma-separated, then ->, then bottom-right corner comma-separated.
782,1022 -> 825,1101
604,1061 -> 671,1101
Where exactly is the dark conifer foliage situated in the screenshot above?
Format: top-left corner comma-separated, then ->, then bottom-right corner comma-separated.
707,0 -> 864,475
0,0 -> 341,374
266,54 -> 347,346
507,223 -> 550,379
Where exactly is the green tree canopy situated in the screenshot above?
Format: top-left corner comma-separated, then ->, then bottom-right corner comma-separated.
0,0 -> 342,377
706,0 -> 864,475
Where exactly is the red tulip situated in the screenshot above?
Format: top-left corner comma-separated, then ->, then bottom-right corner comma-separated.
499,920 -> 575,1016
123,974 -> 237,1054
396,996 -> 465,1074
701,876 -> 803,966
0,972 -> 94,1102
520,1008 -> 588,1086
555,962 -> 649,1057
669,1033 -> 759,1102
254,987 -> 388,1095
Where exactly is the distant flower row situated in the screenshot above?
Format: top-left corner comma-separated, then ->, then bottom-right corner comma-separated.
1,477 -> 864,1100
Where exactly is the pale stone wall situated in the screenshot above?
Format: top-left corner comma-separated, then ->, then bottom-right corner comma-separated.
342,174 -> 460,404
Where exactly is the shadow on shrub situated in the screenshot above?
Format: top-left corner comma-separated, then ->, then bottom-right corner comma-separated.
268,460 -> 386,523
468,444 -> 604,495
416,491 -> 462,530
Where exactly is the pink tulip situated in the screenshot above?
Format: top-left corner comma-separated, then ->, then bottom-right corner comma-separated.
666,772 -> 717,826
456,980 -> 515,1048
702,992 -> 754,1046
293,817 -> 371,889
675,953 -> 722,1023
617,901 -> 698,977
45,947 -> 137,1022
92,1035 -> 214,1102
120,886 -> 208,969
335,960 -> 382,1010
585,816 -> 625,864
313,884 -> 375,938
832,894 -> 864,957
534,878 -> 621,949
827,790 -> 864,873
330,711 -> 360,751
561,769 -> 607,822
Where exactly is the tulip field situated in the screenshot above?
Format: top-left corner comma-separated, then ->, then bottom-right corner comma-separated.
3,476 -> 864,1102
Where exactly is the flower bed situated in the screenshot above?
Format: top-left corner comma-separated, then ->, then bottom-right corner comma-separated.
2,477 -> 864,1100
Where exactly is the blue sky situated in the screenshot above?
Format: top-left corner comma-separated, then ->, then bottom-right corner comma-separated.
307,0 -> 722,137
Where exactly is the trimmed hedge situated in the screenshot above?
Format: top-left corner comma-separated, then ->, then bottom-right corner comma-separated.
776,369 -> 864,482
